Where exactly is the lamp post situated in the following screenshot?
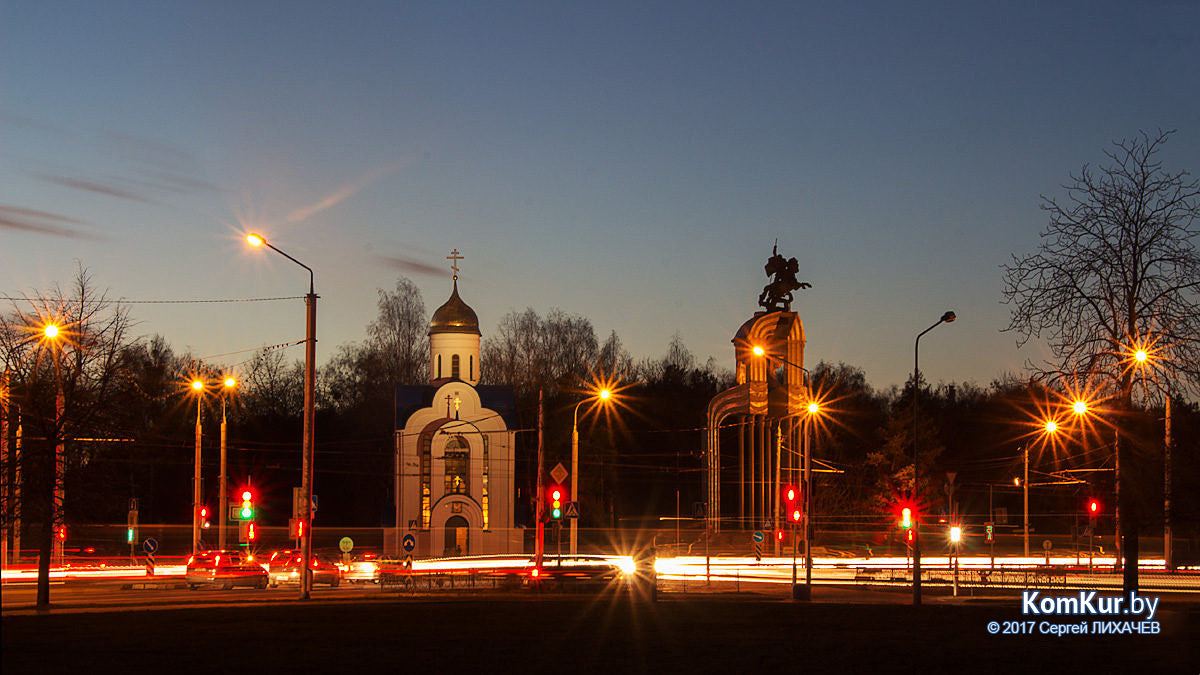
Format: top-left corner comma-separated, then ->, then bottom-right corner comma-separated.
41,324 -> 66,567
218,377 -> 236,551
247,233 -> 317,599
190,379 -> 204,556
912,310 -> 956,607
570,387 -> 611,556
750,345 -> 816,600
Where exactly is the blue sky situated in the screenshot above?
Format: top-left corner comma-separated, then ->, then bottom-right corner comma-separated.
3,1 -> 1198,388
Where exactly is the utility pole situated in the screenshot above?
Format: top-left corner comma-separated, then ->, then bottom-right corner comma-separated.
300,287 -> 316,599
1023,444 -> 1029,557
219,394 -> 228,551
535,390 -> 544,571
1164,395 -> 1173,570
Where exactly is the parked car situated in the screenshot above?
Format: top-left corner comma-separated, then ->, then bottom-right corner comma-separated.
267,550 -> 341,587
185,550 -> 268,590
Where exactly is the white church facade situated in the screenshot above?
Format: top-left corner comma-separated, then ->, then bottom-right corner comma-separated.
389,256 -> 522,557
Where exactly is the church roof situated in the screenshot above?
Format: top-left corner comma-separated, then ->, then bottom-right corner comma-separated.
429,280 -> 481,336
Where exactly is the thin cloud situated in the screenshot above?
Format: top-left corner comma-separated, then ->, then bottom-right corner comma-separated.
285,161 -> 407,224
374,253 -> 443,277
0,204 -> 104,240
42,175 -> 154,204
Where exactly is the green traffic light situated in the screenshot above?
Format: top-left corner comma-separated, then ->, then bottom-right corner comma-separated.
241,506 -> 253,519
126,528 -> 134,543
552,508 -> 561,518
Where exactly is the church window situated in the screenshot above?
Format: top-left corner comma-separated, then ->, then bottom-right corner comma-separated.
469,355 -> 474,380
451,354 -> 460,379
444,435 -> 470,495
481,435 -> 489,530
421,442 -> 431,528
437,354 -> 442,379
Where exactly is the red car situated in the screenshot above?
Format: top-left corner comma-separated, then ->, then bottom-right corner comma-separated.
268,550 -> 342,587
185,551 -> 268,590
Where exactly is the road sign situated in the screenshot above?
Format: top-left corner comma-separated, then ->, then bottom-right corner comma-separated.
401,532 -> 417,553
142,537 -> 158,554
751,531 -> 765,543
339,537 -> 354,553
754,542 -> 763,561
550,462 -> 568,485
403,554 -> 413,569
1042,539 -> 1053,551
564,501 -> 580,518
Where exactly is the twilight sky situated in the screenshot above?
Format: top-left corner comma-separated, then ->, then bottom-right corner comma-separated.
3,1 -> 1198,389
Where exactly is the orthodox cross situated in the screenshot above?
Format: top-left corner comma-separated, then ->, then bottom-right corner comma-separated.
445,394 -> 454,417
447,249 -> 464,280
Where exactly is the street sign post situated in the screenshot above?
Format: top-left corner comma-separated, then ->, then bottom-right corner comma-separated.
550,462 -> 568,485
339,536 -> 354,565
142,537 -> 158,576
564,501 -> 580,518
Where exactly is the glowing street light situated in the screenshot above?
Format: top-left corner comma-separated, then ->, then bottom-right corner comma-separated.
570,385 -> 615,555
949,525 -> 962,543
246,231 -> 317,600
219,375 -> 238,550
1045,420 -> 1058,433
188,377 -> 205,555
1134,349 -> 1148,362
1072,400 -> 1088,415
41,321 -> 66,567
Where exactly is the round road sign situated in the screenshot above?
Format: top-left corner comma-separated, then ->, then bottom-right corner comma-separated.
401,532 -> 417,553
142,537 -> 159,554
339,536 -> 354,553
752,531 -> 765,543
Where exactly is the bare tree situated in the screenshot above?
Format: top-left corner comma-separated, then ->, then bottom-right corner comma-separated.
1003,129 -> 1200,396
0,266 -> 133,608
366,277 -> 428,385
1002,129 -> 1200,593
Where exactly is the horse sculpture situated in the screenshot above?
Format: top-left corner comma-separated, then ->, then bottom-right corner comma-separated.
758,242 -> 810,312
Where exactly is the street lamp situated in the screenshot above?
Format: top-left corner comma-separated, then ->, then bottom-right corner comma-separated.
218,376 -> 236,551
43,323 -> 65,566
246,232 -> 317,600
190,378 -> 204,555
570,387 -> 613,555
912,310 -> 956,607
749,345 -> 817,600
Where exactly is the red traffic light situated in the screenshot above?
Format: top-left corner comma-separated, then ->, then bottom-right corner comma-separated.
905,528 -> 915,544
1088,499 -> 1099,514
551,489 -> 561,501
790,508 -> 802,523
784,486 -> 797,503
776,529 -> 784,541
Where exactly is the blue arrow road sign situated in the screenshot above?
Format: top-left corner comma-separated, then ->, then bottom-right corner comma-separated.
142,537 -> 158,554
752,531 -> 764,543
401,533 -> 416,553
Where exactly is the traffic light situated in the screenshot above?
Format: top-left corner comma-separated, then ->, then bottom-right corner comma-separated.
904,528 -> 915,546
247,521 -> 257,541
240,490 -> 255,520
57,525 -> 66,542
900,506 -> 912,529
1087,499 -> 1100,517
549,486 -> 565,520
199,506 -> 211,529
126,527 -> 135,543
776,529 -> 785,541
783,485 -> 801,524
984,523 -> 994,543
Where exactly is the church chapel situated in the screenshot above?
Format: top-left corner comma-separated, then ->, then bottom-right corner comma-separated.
389,252 -> 521,557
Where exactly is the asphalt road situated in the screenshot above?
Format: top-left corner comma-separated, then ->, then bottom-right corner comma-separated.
3,589 -> 1197,673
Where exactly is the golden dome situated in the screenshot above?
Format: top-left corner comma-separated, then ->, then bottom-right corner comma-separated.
429,280 -> 481,336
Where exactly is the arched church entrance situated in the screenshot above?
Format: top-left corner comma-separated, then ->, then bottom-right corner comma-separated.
444,515 -> 469,556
